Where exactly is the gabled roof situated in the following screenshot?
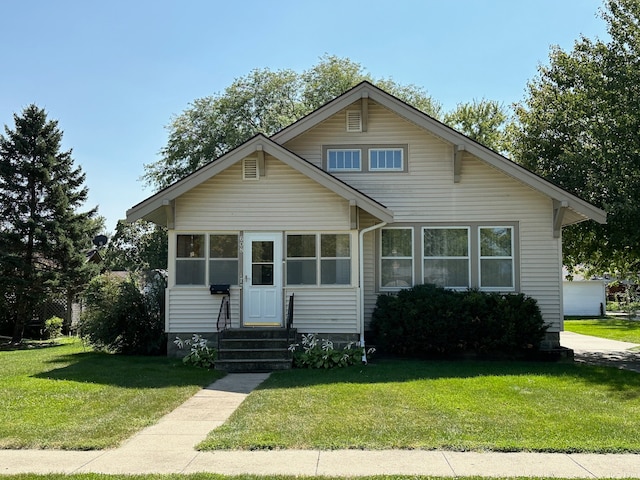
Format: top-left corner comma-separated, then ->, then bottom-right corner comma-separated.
126,134 -> 393,226
272,81 -> 606,226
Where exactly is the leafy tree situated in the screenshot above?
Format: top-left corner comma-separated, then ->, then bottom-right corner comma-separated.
102,220 -> 168,272
0,105 -> 98,343
444,99 -> 509,153
142,55 -> 442,190
511,0 -> 640,278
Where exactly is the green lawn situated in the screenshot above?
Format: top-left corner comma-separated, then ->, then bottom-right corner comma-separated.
0,338 -> 222,449
564,316 -> 640,344
199,359 -> 640,453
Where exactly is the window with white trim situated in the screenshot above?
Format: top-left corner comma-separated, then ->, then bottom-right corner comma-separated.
380,228 -> 413,288
327,149 -> 361,172
369,148 -> 403,171
286,234 -> 316,285
479,226 -> 514,290
209,234 -> 239,285
423,227 -> 470,288
321,234 -> 351,285
176,234 -> 205,285
286,233 -> 351,285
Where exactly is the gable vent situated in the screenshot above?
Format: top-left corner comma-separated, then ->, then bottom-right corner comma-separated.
346,110 -> 362,132
243,158 -> 259,180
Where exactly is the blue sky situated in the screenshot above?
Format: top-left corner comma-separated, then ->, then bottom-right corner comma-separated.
0,0 -> 609,233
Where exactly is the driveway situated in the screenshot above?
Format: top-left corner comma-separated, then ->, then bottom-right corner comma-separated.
560,331 -> 640,373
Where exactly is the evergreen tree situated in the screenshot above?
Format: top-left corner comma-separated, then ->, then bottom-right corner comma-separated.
0,105 -> 98,343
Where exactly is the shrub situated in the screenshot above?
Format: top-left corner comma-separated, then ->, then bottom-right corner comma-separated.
43,316 -> 64,339
370,284 -> 547,357
174,334 -> 217,369
79,272 -> 166,355
289,333 -> 372,368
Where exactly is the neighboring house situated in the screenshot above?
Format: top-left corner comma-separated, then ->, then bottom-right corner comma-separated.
563,267 -> 606,317
126,82 -> 606,355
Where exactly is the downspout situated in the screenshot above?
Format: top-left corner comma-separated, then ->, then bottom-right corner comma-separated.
359,221 -> 387,364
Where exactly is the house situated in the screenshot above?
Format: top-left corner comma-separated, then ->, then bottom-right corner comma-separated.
563,267 -> 606,317
126,81 -> 606,359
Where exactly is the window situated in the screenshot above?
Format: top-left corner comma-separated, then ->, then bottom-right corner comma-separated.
176,234 -> 205,285
321,234 -> 351,285
381,228 -> 413,288
209,234 -> 239,285
479,227 -> 514,290
286,233 -> 351,285
369,148 -> 403,171
423,227 -> 470,288
327,149 -> 361,172
286,234 -> 316,285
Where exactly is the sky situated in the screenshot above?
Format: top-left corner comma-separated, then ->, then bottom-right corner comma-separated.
0,0 -> 610,234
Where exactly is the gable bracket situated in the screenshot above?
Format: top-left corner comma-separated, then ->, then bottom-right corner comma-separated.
361,93 -> 368,133
553,200 -> 569,238
349,200 -> 358,230
257,145 -> 265,177
162,199 -> 175,229
453,145 -> 465,183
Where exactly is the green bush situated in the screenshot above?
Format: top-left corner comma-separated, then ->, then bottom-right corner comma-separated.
43,316 -> 64,339
79,272 -> 166,355
370,284 -> 547,357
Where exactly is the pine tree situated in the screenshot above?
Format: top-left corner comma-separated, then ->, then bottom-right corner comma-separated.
0,105 -> 98,343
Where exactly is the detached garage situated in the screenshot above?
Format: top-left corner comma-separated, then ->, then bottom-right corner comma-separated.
563,279 -> 606,316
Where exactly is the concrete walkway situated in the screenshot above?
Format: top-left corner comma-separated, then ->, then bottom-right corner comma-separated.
2,334 -> 640,477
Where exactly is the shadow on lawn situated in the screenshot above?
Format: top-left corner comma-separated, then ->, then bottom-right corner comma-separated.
32,350 -> 218,389
263,358 -> 640,398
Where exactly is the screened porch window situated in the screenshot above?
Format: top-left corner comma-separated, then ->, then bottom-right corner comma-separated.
286,234 -> 317,285
381,228 -> 413,288
480,227 -> 514,290
423,227 -> 470,288
209,234 -> 239,285
176,234 -> 205,285
286,233 -> 351,285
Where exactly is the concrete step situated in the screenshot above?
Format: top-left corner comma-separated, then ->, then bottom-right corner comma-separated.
214,358 -> 292,373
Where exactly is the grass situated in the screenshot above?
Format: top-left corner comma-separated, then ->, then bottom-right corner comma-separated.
0,337 -> 222,450
564,316 -> 640,344
0,476 -> 623,480
199,359 -> 640,453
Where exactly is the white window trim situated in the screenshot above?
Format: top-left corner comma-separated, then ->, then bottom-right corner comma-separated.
422,226 -> 471,290
478,226 -> 515,292
285,232 -> 353,287
326,148 -> 362,172
369,148 -> 404,171
380,227 -> 415,291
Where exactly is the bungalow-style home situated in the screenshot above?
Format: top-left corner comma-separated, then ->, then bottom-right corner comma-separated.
126,81 -> 606,366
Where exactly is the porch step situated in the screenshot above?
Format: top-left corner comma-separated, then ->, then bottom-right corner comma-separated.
215,328 -> 295,373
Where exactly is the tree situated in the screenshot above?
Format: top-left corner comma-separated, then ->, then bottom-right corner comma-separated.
142,55 -> 442,191
511,0 -> 640,278
102,220 -> 168,272
444,99 -> 509,153
0,105 -> 98,343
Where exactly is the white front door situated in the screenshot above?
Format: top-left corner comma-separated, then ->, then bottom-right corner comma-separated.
242,233 -> 283,326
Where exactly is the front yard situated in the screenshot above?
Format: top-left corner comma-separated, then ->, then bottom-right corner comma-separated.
564,316 -> 640,344
0,338 -> 221,449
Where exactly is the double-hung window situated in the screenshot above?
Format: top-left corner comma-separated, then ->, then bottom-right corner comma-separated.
380,228 -> 413,288
423,227 -> 470,288
209,234 -> 239,285
479,227 -> 514,290
286,233 -> 351,285
176,234 -> 206,285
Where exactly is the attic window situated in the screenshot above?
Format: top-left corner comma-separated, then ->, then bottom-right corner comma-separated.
243,158 -> 259,180
346,110 -> 362,132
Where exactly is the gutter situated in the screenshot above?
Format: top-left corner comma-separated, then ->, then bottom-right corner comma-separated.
358,221 -> 387,364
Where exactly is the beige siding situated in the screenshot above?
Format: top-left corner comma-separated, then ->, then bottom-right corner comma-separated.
286,288 -> 359,333
167,288 -> 240,333
175,156 -> 350,231
286,102 -> 563,332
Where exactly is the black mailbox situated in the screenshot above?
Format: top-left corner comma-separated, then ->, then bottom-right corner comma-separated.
210,284 -> 230,295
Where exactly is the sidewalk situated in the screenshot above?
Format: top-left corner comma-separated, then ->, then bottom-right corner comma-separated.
2,334 -> 640,477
